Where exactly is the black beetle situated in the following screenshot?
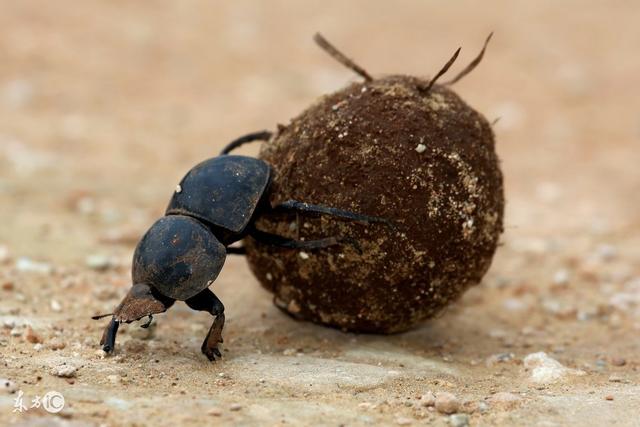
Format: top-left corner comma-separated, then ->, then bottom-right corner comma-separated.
92,131 -> 389,361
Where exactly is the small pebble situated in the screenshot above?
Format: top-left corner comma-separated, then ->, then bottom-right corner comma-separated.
24,326 -> 42,344
207,407 -> 222,416
595,244 -> 616,261
611,357 -> 626,367
435,392 -> 460,414
358,402 -> 375,409
48,339 -> 66,350
4,319 -> 17,329
85,254 -> 112,271
449,413 -> 470,427
415,143 -> 427,153
298,251 -> 310,260
0,245 -> 10,263
552,269 -> 570,286
33,343 -> 44,351
16,257 -> 52,274
605,395 -> 614,401
51,299 -> 62,312
396,416 -> 413,425
419,391 -> 436,407
489,392 -> 522,409
229,403 -> 242,411
524,351 -> 585,384
51,364 -> 77,378
175,184 -> 182,193
485,352 -> 514,366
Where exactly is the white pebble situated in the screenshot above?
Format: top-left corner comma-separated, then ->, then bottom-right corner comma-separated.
299,251 -> 309,260
415,143 -> 427,153
51,299 -> 62,312
435,392 -> 459,414
175,184 -> 182,193
85,254 -> 112,271
595,244 -> 617,262
449,413 -> 469,427
489,392 -> 522,409
523,352 -> 585,384
1,79 -> 34,109
0,245 -> 10,263
552,269 -> 570,286
76,197 -> 96,214
50,364 -> 77,378
16,257 -> 52,274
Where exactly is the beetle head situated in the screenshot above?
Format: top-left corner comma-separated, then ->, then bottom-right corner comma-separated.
131,215 -> 226,301
92,283 -> 173,353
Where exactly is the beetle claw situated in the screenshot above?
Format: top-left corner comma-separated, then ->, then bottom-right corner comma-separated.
201,313 -> 225,362
140,315 -> 153,329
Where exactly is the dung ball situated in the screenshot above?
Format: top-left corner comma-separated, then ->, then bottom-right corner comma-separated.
245,74 -> 504,333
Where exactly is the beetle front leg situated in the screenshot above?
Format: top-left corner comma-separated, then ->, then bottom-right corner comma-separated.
185,288 -> 225,361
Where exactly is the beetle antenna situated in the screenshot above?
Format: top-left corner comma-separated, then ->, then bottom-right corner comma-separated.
443,32 -> 493,86
91,313 -> 114,320
422,47 -> 461,93
314,33 -> 374,82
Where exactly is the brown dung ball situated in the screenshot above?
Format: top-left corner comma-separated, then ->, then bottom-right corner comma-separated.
244,37 -> 504,333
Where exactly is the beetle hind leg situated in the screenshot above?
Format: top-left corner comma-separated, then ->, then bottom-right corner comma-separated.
220,130 -> 273,155
272,200 -> 391,226
248,227 -> 345,250
185,289 -> 225,361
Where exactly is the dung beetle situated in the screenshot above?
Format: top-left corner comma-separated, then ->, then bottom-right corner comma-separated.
92,131 -> 389,361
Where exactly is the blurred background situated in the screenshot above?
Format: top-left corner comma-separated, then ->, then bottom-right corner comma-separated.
1,1 -> 638,258
1,1 -> 639,426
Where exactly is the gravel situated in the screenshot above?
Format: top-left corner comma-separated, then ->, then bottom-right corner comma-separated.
50,364 -> 78,378
449,413 -> 470,427
523,352 -> 586,384
435,392 -> 460,414
489,392 -> 522,409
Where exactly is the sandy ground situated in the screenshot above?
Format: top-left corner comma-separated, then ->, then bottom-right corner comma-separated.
1,1 -> 640,426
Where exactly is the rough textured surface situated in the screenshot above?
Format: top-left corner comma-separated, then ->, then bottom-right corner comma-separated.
2,1 -> 640,426
245,76 -> 504,333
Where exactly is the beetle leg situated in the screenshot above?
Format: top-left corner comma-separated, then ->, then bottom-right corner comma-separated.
220,130 -> 273,155
226,246 -> 246,255
249,228 -> 346,250
140,315 -> 153,329
99,317 -> 120,353
185,289 -> 225,361
272,200 -> 392,226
